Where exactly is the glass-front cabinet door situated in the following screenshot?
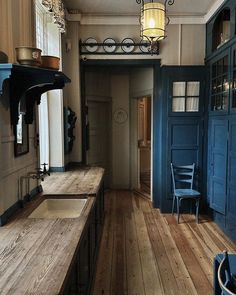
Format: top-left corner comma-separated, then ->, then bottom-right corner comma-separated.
210,54 -> 229,113
231,48 -> 236,109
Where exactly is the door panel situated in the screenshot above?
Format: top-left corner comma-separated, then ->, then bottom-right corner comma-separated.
169,118 -> 203,191
227,119 -> 236,222
87,100 -> 111,187
209,119 -> 228,214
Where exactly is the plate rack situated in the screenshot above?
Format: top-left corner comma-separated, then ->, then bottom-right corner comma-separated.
79,39 -> 159,55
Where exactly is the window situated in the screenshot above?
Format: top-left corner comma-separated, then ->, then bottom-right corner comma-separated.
172,81 -> 200,112
35,0 -> 61,167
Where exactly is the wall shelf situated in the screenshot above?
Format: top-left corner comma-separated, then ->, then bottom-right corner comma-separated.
79,39 -> 159,55
0,63 -> 70,125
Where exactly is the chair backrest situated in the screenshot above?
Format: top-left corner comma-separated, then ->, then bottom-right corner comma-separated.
171,163 -> 195,191
217,251 -> 236,295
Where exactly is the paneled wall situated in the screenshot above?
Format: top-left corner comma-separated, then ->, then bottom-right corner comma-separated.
62,20 -> 206,163
0,0 -> 37,215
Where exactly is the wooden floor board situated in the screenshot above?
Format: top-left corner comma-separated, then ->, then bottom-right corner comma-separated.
92,191 -> 236,295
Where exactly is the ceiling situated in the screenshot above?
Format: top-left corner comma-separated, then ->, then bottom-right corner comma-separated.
63,0 -> 222,17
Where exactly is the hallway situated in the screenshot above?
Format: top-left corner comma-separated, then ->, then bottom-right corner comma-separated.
92,190 -> 236,295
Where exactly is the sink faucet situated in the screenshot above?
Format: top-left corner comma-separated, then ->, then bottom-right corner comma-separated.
41,163 -> 50,176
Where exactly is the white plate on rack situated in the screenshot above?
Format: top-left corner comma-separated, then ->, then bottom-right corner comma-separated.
103,38 -> 116,53
121,38 -> 135,53
139,40 -> 150,53
84,38 -> 98,53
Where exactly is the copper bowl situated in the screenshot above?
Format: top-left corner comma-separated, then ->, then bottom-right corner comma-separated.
15,46 -> 42,66
41,55 -> 60,70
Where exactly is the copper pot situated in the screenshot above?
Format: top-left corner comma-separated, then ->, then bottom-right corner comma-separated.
41,55 -> 60,70
15,46 -> 42,66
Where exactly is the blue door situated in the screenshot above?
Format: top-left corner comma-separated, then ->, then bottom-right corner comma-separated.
209,118 -> 228,214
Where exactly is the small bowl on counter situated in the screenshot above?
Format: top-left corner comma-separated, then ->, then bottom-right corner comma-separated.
41,55 -> 60,70
15,46 -> 42,66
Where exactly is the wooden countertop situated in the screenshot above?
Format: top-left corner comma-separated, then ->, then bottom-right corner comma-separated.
42,166 -> 104,195
0,167 -> 105,294
0,195 -> 95,295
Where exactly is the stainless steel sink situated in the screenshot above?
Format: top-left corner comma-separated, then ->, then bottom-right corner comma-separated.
28,198 -> 88,219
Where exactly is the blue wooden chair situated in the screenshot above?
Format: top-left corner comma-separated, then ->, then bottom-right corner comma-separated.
171,163 -> 201,223
214,250 -> 236,295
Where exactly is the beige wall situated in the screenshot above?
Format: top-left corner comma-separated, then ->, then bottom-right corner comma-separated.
78,23 -> 205,65
0,0 -> 34,63
0,0 -> 37,215
111,74 -> 130,189
62,22 -> 82,164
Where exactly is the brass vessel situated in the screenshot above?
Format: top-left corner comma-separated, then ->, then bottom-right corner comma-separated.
15,47 -> 42,66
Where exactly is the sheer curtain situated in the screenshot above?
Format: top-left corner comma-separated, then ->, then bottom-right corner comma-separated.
35,1 -> 49,167
187,82 -> 200,112
172,81 -> 200,112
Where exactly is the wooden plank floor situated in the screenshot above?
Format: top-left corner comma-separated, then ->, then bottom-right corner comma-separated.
92,190 -> 236,295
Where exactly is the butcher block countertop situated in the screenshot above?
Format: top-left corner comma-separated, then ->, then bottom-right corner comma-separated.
0,196 -> 94,295
0,167 -> 104,295
42,166 -> 105,195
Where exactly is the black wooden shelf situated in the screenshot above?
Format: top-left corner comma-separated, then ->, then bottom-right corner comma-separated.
0,63 -> 70,125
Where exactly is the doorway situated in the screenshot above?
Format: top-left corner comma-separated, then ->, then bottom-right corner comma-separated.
138,96 -> 151,197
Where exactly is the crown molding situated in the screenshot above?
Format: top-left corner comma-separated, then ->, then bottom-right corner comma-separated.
204,0 -> 226,22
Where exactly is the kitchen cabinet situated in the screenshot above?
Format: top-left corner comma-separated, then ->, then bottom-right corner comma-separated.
206,0 -> 236,243
64,183 -> 104,295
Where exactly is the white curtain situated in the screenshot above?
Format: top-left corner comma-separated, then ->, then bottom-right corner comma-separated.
38,94 -> 50,167
172,81 -> 200,112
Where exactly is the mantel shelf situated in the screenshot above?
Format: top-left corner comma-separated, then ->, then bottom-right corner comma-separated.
0,63 -> 71,124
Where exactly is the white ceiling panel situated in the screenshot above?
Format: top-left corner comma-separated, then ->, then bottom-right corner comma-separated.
64,0 -> 222,17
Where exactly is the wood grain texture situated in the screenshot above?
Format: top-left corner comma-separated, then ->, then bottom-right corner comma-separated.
42,167 -> 104,195
0,195 -> 95,295
92,190 -> 236,295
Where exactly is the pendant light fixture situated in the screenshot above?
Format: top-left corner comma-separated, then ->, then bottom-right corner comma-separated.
136,0 -> 175,53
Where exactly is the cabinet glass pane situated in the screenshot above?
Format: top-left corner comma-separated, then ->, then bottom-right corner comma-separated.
234,71 -> 236,89
232,91 -> 236,108
212,79 -> 217,94
186,97 -> 199,112
223,76 -> 229,92
173,82 -> 185,96
187,81 -> 200,96
222,93 -> 227,110
223,56 -> 228,74
212,62 -> 217,78
172,97 -> 185,112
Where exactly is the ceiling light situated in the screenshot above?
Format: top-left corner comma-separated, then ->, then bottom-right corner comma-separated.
136,0 -> 175,53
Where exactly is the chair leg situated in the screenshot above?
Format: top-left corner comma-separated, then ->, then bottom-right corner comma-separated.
172,195 -> 176,215
196,198 -> 200,223
177,197 -> 180,223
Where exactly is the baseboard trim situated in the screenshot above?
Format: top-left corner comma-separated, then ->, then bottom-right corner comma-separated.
50,166 -> 65,172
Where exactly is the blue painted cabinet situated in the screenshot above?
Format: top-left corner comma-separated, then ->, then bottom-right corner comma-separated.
208,118 -> 228,214
227,119 -> 236,222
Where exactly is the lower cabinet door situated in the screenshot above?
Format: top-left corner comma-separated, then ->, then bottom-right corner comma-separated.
77,229 -> 90,294
208,118 -> 228,214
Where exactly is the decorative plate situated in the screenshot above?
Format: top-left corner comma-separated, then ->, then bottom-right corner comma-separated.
113,108 -> 128,124
139,40 -> 150,53
103,38 -> 116,53
121,38 -> 135,53
84,37 -> 98,53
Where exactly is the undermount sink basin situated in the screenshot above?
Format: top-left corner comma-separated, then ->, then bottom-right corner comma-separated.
28,198 -> 88,219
